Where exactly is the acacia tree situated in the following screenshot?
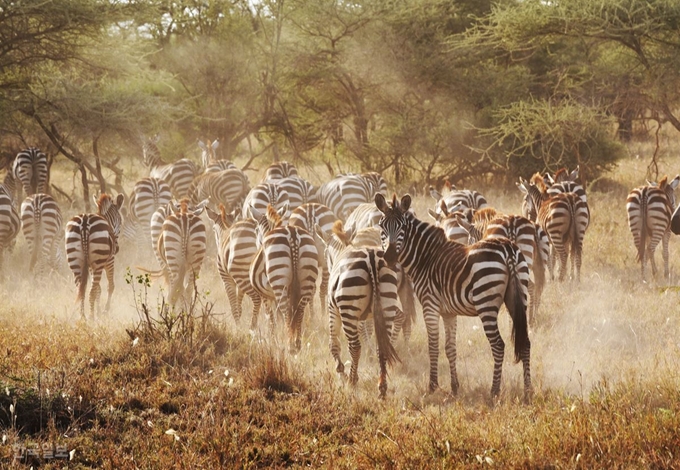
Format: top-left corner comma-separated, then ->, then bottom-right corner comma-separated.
459,0 -> 680,178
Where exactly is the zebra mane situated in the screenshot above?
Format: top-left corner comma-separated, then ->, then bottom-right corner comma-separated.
554,168 -> 568,182
266,204 -> 283,228
474,207 -> 499,223
331,220 -> 352,246
96,193 -> 112,214
659,175 -> 669,188
530,173 -> 547,192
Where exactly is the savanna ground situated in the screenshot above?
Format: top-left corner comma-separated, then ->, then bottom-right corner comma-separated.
3,139 -> 680,468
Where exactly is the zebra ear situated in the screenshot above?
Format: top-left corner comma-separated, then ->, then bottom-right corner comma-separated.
569,166 -> 579,181
427,208 -> 440,222
193,199 -> 209,216
345,223 -> 356,244
400,194 -> 411,212
249,205 -> 264,221
115,194 -> 125,209
92,194 -> 99,207
516,180 -> 527,194
277,202 -> 289,218
375,193 -> 388,213
212,139 -> 219,150
429,187 -> 442,201
198,140 -> 207,150
455,214 -> 472,232
670,175 -> 680,190
205,206 -> 219,223
439,200 -> 449,217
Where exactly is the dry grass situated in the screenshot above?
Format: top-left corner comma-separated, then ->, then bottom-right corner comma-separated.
2,136 -> 680,467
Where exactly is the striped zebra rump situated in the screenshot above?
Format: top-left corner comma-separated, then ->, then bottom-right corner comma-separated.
344,203 -> 383,231
190,168 -> 250,211
0,187 -> 20,270
429,182 -> 488,216
275,176 -> 317,211
129,178 -> 172,255
158,200 -> 207,305
463,214 -> 547,323
243,182 -> 290,221
205,206 -> 264,328
198,139 -> 237,173
327,243 -> 401,397
318,174 -> 382,222
289,203 -> 336,317
376,193 -> 532,400
1,171 -> 18,208
142,135 -> 198,199
13,147 -> 49,198
626,175 -> 679,281
260,224 -> 319,353
21,194 -> 62,275
65,193 -> 124,319
263,161 -> 298,181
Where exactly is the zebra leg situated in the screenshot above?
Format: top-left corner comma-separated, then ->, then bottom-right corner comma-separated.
249,292 -> 262,331
222,273 -> 242,323
345,328 -> 362,387
329,303 -> 344,374
480,312 -> 505,398
557,245 -> 569,282
662,230 -> 671,281
103,259 -> 115,314
89,268 -> 104,320
74,271 -> 87,320
442,315 -> 459,395
319,268 -> 329,317
422,303 -> 441,393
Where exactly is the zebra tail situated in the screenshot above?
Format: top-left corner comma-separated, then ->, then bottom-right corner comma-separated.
135,265 -> 166,280
373,259 -> 400,368
289,236 -> 301,335
637,194 -> 647,263
506,247 -> 530,363
77,228 -> 90,306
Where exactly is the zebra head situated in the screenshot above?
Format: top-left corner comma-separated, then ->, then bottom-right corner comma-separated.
375,193 -> 411,264
95,193 -> 125,240
198,139 -> 219,168
206,203 -> 238,244
141,134 -> 161,167
661,175 -> 680,209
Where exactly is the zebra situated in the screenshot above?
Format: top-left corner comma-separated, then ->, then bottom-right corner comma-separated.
289,203 -> 337,317
534,166 -> 590,230
320,222 -> 401,398
128,177 -> 172,255
1,171 -> 18,208
317,173 -> 387,221
157,199 -> 208,305
344,202 -> 383,231
198,139 -> 236,173
427,202 -> 481,244
626,175 -> 680,282
206,204 -> 269,329
274,176 -> 318,211
12,147 -> 50,201
141,135 -> 198,199
375,193 -> 532,399
189,168 -> 250,211
429,181 -> 488,216
332,225 -> 417,345
20,194 -> 63,276
250,205 -> 319,353
0,187 -> 20,271
263,161 -> 298,181
518,174 -> 588,282
65,193 -> 125,319
457,213 -> 549,324
242,182 -> 290,221
148,199 -> 209,286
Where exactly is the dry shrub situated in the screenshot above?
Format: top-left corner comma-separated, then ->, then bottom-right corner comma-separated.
243,346 -> 308,397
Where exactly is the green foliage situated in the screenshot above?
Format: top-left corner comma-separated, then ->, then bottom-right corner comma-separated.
477,98 -> 624,180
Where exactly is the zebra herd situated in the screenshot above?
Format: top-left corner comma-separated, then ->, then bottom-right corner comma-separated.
3,139 -> 680,398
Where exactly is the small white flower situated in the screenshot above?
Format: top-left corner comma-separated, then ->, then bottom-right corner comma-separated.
224,369 -> 230,378
5,387 -> 9,396
467,340 -> 472,346
485,456 -> 494,465
165,429 -> 180,441
2,434 -> 6,444
228,377 -> 234,386
9,404 -> 14,414
132,337 -> 139,347
208,370 -> 213,375
147,420 -> 153,428
69,449 -> 76,461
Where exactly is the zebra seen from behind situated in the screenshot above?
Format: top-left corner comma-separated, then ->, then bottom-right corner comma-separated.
518,174 -> 588,282
263,161 -> 298,181
319,222 -> 401,398
21,193 -> 63,276
376,193 -> 532,400
65,193 -> 125,319
198,139 -> 236,173
141,134 -> 198,199
627,175 -> 680,282
128,177 -> 172,255
0,187 -> 20,271
13,147 -> 50,201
